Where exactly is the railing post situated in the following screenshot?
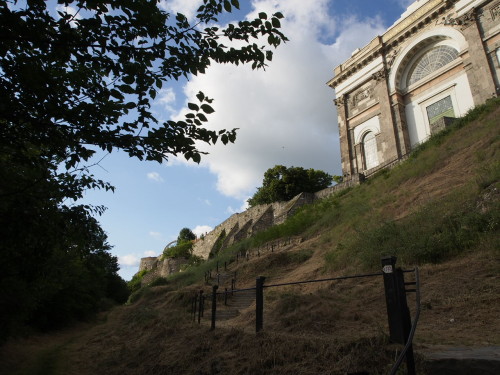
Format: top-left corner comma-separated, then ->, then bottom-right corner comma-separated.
256,276 -> 266,333
198,290 -> 203,324
224,261 -> 227,271
224,288 -> 228,305
211,285 -> 218,330
193,295 -> 197,322
231,278 -> 235,295
216,261 -> 219,273
382,256 -> 415,375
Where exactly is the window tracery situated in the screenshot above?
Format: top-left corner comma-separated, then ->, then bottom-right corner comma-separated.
407,45 -> 458,87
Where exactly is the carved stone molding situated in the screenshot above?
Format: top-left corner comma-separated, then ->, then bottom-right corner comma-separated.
386,48 -> 400,68
456,9 -> 477,29
334,96 -> 345,108
372,69 -> 387,81
490,4 -> 500,20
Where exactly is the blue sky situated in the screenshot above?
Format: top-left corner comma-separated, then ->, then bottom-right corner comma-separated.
74,0 -> 415,280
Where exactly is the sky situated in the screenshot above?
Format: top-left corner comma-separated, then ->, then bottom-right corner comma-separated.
76,0 -> 416,280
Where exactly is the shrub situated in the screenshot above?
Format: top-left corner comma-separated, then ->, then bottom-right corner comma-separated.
127,269 -> 149,294
163,241 -> 193,258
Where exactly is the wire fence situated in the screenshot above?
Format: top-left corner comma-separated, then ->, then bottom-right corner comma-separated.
190,256 -> 420,375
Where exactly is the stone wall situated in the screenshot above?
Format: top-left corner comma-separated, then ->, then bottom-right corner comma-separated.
140,256 -> 189,285
137,175 -> 366,277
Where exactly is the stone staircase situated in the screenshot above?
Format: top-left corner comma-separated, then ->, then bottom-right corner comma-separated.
201,270 -> 255,324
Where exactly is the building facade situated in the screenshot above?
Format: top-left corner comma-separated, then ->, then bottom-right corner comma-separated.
328,0 -> 500,179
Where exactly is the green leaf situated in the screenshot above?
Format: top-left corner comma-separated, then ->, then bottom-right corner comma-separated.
197,113 -> 208,122
224,0 -> 231,12
258,12 -> 267,19
201,104 -> 215,114
110,89 -> 124,100
196,91 -> 205,102
122,75 -> 134,84
272,17 -> 281,28
231,0 -> 240,9
188,103 -> 199,111
192,153 -> 201,163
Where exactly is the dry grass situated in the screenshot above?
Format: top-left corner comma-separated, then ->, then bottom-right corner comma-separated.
1,101 -> 499,374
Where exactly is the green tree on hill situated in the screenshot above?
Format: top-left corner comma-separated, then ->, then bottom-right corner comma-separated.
248,165 -> 333,207
177,228 -> 196,244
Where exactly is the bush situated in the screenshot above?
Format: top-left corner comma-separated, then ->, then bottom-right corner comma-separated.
163,241 -> 193,258
128,269 -> 149,294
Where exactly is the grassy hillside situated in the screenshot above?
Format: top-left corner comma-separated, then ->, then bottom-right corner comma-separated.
1,98 -> 499,374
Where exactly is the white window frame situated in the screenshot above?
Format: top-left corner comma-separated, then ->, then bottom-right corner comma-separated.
418,84 -> 459,141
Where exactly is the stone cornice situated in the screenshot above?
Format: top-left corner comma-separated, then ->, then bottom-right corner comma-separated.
328,0 -> 457,89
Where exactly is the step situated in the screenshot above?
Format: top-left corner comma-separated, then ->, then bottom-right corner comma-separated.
422,346 -> 500,375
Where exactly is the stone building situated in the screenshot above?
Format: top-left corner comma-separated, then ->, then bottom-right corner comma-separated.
327,0 -> 500,179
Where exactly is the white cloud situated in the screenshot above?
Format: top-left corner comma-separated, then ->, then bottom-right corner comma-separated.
147,172 -> 164,182
55,4 -> 82,27
168,0 -> 386,200
159,0 -> 203,20
119,254 -> 140,267
156,87 -> 177,114
193,225 -> 213,237
149,231 -> 163,239
144,250 -> 158,257
227,199 -> 249,214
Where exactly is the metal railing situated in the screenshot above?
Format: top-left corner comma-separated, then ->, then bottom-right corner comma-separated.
190,256 -> 421,374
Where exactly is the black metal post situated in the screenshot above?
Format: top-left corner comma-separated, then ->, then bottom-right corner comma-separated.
198,290 -> 203,324
211,285 -> 218,330
256,276 -> 266,333
224,288 -> 228,305
217,273 -> 220,285
224,261 -> 227,271
382,256 -> 415,375
193,295 -> 197,322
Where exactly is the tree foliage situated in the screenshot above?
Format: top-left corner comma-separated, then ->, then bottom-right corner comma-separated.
0,0 -> 287,338
177,227 -> 196,244
0,0 -> 287,197
248,165 -> 333,206
163,241 -> 193,259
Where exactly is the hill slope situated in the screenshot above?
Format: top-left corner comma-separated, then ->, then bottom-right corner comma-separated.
1,99 -> 499,374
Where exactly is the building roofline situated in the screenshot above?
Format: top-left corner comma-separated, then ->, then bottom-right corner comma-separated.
328,0 -> 456,89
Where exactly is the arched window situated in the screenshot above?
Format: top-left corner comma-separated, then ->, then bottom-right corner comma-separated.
407,45 -> 458,86
363,132 -> 379,170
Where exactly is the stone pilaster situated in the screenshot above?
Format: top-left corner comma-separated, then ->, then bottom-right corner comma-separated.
459,9 -> 497,104
391,93 -> 411,156
335,95 -> 355,177
373,68 -> 400,163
